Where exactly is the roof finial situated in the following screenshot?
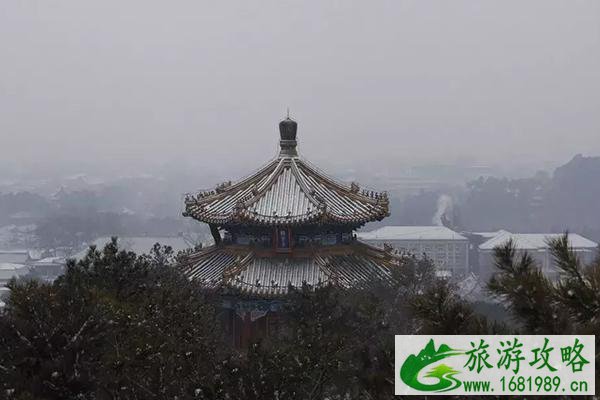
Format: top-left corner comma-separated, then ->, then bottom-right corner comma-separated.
287,107 -> 290,119
279,113 -> 298,157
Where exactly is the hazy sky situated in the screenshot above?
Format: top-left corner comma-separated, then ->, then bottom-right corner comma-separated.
1,1 -> 599,176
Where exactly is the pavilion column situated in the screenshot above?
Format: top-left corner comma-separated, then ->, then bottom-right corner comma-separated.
209,224 -> 221,245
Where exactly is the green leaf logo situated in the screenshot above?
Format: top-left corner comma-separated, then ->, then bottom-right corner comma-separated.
400,339 -> 464,392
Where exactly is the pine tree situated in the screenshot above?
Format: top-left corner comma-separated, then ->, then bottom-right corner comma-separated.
0,238 -> 224,399
488,233 -> 600,395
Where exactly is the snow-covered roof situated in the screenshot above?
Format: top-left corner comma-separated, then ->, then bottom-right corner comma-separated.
358,226 -> 467,241
182,241 -> 400,298
74,236 -> 192,260
467,230 -> 511,240
183,118 -> 389,227
479,232 -> 598,251
33,257 -> 65,265
0,263 -> 28,270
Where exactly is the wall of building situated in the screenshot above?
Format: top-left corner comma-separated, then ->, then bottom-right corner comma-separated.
362,239 -> 469,278
478,248 -> 597,281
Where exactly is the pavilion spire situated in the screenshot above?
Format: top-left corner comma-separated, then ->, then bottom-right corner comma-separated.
278,114 -> 298,157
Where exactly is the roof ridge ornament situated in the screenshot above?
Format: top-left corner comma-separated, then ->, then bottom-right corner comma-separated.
215,180 -> 232,193
279,115 -> 298,157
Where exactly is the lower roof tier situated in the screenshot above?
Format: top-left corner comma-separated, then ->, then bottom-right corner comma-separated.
179,242 -> 402,298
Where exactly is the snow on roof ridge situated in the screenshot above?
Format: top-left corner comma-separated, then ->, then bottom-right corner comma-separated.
479,232 -> 598,250
358,225 -> 467,241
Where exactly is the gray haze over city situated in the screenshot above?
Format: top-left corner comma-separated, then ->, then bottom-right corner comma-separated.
1,1 -> 599,179
3,3 -> 600,394
1,1 -> 600,256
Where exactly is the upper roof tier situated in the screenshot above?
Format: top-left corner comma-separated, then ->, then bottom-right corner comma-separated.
183,117 -> 389,227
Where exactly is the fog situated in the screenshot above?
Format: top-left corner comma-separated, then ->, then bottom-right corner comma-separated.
2,6 -> 600,377
1,0 -> 599,179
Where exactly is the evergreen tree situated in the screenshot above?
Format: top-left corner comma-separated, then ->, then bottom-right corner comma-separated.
488,233 -> 600,395
0,239 -> 223,399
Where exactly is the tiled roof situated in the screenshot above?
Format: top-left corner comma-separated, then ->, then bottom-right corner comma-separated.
183,156 -> 388,227
231,257 -> 327,297
179,242 -> 401,298
358,226 -> 467,241
185,247 -> 246,287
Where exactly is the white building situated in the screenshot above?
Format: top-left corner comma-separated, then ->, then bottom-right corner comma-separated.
0,263 -> 30,310
478,232 -> 598,280
28,257 -> 66,282
358,226 -> 469,277
0,263 -> 30,286
0,250 -> 29,265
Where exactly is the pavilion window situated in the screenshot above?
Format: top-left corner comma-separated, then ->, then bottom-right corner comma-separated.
275,227 -> 292,252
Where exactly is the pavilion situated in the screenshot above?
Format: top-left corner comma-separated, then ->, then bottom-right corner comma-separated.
180,116 -> 401,346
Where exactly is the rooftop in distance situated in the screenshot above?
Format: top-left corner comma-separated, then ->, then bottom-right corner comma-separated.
358,226 -> 467,241
479,232 -> 598,251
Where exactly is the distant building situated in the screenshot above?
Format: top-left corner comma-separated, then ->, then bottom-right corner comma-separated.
358,226 -> 469,277
0,263 -> 30,287
28,257 -> 65,282
478,232 -> 598,280
468,230 -> 512,241
0,262 -> 30,310
461,230 -> 511,276
0,250 -> 29,265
